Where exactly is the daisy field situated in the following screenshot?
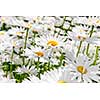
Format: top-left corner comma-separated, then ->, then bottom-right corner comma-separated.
0,16 -> 100,83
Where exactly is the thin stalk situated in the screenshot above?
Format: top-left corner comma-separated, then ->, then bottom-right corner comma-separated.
86,25 -> 94,56
10,64 -> 13,79
11,47 -> 14,61
86,44 -> 89,56
80,74 -> 84,83
92,46 -> 99,65
36,57 -> 40,69
22,28 -> 29,65
24,28 -> 29,49
76,41 -> 82,57
59,53 -> 64,67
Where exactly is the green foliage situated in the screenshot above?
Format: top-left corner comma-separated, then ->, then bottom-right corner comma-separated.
13,72 -> 30,83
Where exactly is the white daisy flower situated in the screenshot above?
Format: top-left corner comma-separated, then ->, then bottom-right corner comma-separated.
54,16 -> 64,26
41,68 -> 77,83
72,16 -> 87,25
10,37 -> 24,48
0,70 -> 15,83
0,16 -> 12,25
68,25 -> 91,41
16,65 -> 37,76
85,16 -> 100,26
72,16 -> 100,26
7,27 -> 25,37
36,33 -> 66,50
24,46 -> 49,62
30,23 -> 44,34
65,52 -> 100,83
22,76 -> 41,83
0,31 -> 9,43
42,16 -> 56,25
32,16 -> 43,23
68,25 -> 100,46
0,16 -> 25,27
29,75 -> 41,83
0,77 -> 15,83
0,37 -> 23,53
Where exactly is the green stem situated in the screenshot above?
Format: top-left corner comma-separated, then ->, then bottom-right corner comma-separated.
24,28 -> 29,49
92,46 -> 99,65
11,47 -> 14,61
48,61 -> 50,67
37,57 -> 40,69
86,25 -> 94,56
81,74 -> 84,83
26,59 -> 30,66
10,72 -> 13,79
23,28 -> 29,65
86,44 -> 89,56
76,41 -> 82,57
10,65 -> 13,79
59,53 -> 64,67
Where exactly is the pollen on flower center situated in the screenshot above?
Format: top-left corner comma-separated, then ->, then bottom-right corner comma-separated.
80,29 -> 84,33
96,20 -> 100,24
1,17 -> 6,22
0,31 -> 5,35
16,32 -> 21,35
77,35 -> 86,41
47,40 -> 59,46
57,80 -> 66,83
26,23 -> 32,28
35,51 -> 44,57
77,66 -> 87,74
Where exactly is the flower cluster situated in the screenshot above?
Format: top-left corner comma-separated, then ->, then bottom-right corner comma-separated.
0,16 -> 100,83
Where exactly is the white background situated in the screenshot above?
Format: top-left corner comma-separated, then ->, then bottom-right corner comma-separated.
0,84 -> 100,100
0,0 -> 100,100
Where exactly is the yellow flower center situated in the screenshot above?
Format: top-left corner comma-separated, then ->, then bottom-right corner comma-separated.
64,63 -> 67,67
0,31 -> 5,35
96,20 -> 100,24
80,29 -> 84,33
33,17 -> 41,22
16,32 -> 21,35
35,51 -> 44,57
1,17 -> 6,22
32,29 -> 38,33
77,35 -> 86,41
57,80 -> 66,83
26,23 -> 32,28
77,66 -> 87,74
47,40 -> 59,46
